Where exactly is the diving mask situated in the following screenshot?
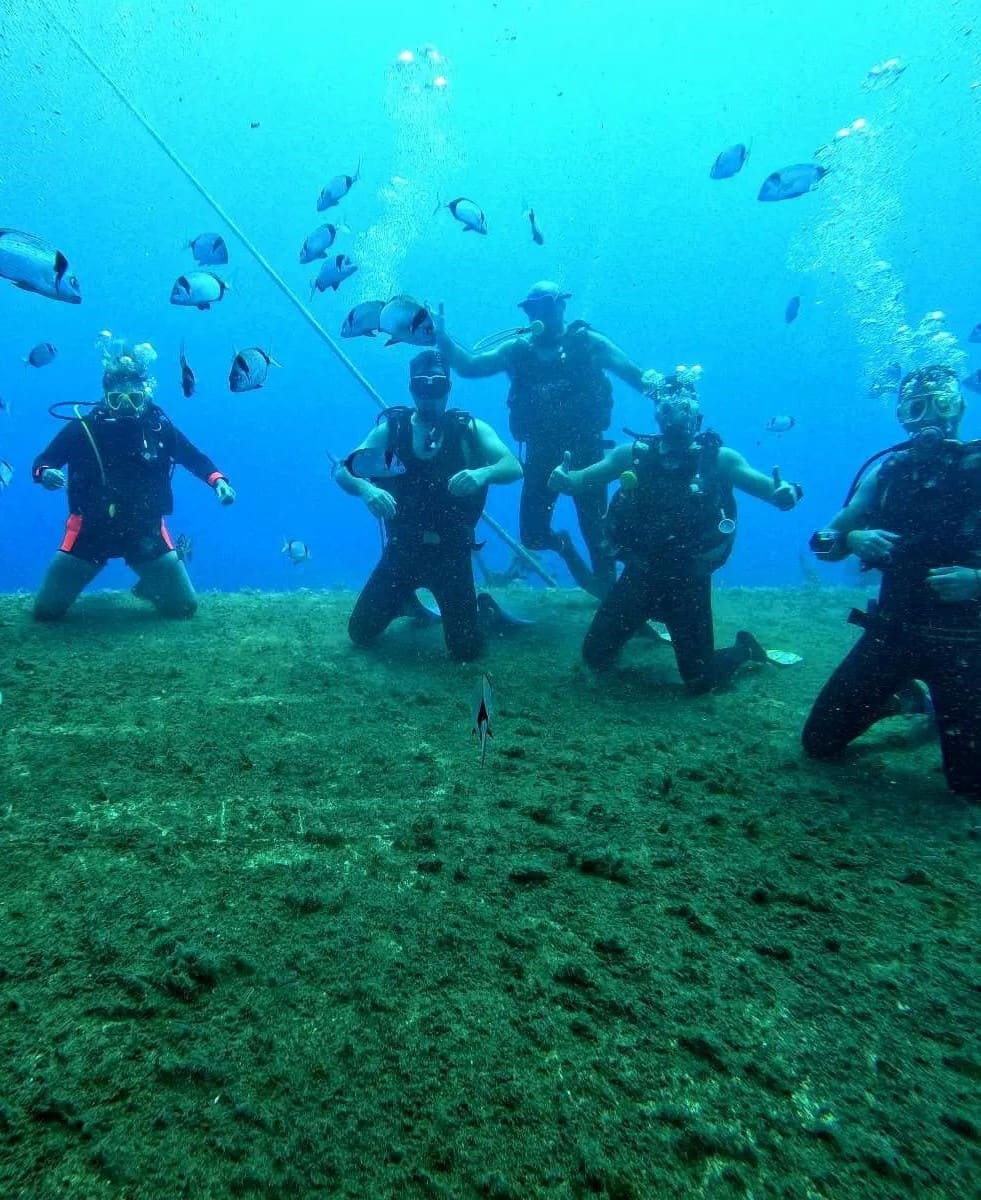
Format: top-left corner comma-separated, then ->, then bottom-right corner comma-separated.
897,367 -> 963,431
104,387 -> 149,417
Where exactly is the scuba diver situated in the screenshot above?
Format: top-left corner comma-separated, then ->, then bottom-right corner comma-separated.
803,365 -> 981,801
549,374 -> 802,691
32,337 -> 235,620
434,280 -> 659,598
335,350 -> 522,661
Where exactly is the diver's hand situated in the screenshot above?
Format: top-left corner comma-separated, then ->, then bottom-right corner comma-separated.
214,479 -> 236,506
364,485 -> 397,519
846,528 -> 900,562
447,468 -> 487,497
40,468 -> 66,491
548,451 -> 578,495
641,368 -> 664,397
772,482 -> 800,511
927,565 -> 981,603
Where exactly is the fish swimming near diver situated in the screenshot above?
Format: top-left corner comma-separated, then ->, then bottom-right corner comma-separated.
229,347 -> 279,392
785,296 -> 801,323
188,233 -> 228,266
179,340 -> 195,397
170,271 -> 229,310
317,163 -> 361,211
471,673 -> 493,767
282,539 -> 311,565
25,342 -> 58,368
709,143 -> 749,179
435,195 -> 487,234
379,295 -> 436,347
0,229 -> 81,304
525,205 -> 544,245
299,223 -> 344,264
758,163 -> 828,202
340,300 -> 385,339
310,254 -> 358,297
766,415 -> 796,433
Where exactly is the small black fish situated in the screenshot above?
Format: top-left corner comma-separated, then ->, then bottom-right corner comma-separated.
179,340 -> 195,398
710,143 -> 749,180
785,296 -> 801,323
527,207 -> 544,245
250,121 -> 260,129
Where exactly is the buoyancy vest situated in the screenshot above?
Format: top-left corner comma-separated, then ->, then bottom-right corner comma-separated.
870,439 -> 981,632
506,321 -> 613,445
378,406 -> 487,544
605,431 -> 737,567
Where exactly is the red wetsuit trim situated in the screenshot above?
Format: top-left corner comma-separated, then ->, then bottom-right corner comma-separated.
207,471 -> 225,487
160,520 -> 175,551
59,513 -> 83,552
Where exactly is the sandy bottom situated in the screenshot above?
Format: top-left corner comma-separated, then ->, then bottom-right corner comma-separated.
0,584 -> 977,1199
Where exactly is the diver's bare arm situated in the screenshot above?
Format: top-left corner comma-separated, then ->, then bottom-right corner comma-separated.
560,443 -> 634,494
434,330 -> 511,379
590,332 -> 647,391
471,420 -> 523,485
335,426 -> 388,499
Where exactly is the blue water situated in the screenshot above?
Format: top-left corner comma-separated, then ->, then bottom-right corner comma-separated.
1,1 -> 979,598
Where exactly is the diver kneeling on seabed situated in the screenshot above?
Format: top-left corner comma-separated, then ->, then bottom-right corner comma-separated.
31,334 -> 235,621
803,365 -> 981,801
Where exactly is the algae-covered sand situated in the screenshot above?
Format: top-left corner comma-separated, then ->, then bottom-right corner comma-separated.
0,585 -> 977,1199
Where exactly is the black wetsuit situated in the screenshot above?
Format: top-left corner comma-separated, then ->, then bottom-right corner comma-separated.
348,408 -> 487,661
803,439 -> 981,798
506,323 -> 614,587
583,432 -> 752,692
32,406 -> 223,566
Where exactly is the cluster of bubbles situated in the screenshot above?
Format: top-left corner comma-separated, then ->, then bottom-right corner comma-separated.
786,55 -> 965,402
95,330 -> 158,396
353,44 -> 460,302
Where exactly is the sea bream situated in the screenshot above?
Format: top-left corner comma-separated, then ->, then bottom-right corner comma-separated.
379,295 -> 436,347
187,233 -> 228,266
282,539 -> 311,564
317,163 -> 361,211
25,342 -> 58,368
229,347 -> 279,392
436,196 -> 487,234
310,254 -> 358,296
758,164 -> 828,202
709,143 -> 749,180
340,300 -> 385,339
471,673 -> 493,767
170,271 -> 229,310
299,223 -> 344,264
0,229 -> 81,304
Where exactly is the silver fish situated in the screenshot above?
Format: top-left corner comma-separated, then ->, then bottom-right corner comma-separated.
229,347 -> 279,392
0,229 -> 81,304
379,295 -> 436,347
299,223 -> 342,264
758,164 -> 828,202
317,163 -> 361,211
471,673 -> 493,766
435,196 -> 487,234
25,342 -> 58,368
710,143 -> 749,180
310,254 -> 358,297
170,271 -> 229,310
282,539 -> 310,564
188,233 -> 228,266
0,459 -> 12,490
340,300 -> 385,339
